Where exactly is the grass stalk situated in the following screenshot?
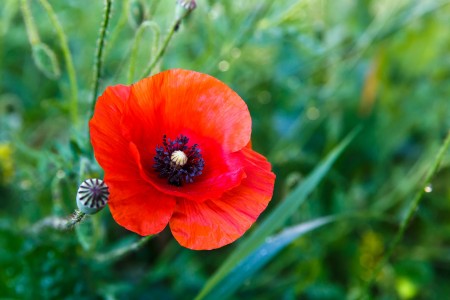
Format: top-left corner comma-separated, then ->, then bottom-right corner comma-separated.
361,130 -> 450,298
91,0 -> 113,115
38,0 -> 79,126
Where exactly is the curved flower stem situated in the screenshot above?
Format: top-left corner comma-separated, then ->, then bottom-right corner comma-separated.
20,0 -> 40,45
140,6 -> 192,78
28,210 -> 86,234
95,235 -> 154,263
91,0 -> 113,115
128,20 -> 160,84
361,130 -> 450,298
37,0 -> 79,127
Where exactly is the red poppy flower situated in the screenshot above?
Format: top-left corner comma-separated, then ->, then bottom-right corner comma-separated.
89,69 -> 275,250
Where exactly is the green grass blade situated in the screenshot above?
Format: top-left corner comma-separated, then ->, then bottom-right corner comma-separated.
359,130 -> 450,298
195,126 -> 361,300
37,0 -> 79,127
205,216 -> 337,300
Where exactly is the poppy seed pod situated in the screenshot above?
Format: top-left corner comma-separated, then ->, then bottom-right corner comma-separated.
76,178 -> 109,214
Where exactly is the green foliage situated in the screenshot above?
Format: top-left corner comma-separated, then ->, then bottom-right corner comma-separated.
1,0 -> 450,299
31,43 -> 61,80
201,216 -> 337,300
197,127 -> 360,299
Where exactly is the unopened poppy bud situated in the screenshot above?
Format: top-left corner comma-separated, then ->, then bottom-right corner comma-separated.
76,178 -> 109,215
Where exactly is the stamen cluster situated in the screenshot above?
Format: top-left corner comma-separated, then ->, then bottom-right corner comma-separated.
153,135 -> 204,186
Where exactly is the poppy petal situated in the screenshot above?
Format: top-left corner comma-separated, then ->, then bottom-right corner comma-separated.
122,69 -> 251,153
89,85 -> 141,182
108,179 -> 176,235
90,85 -> 176,235
169,147 -> 276,250
90,70 -> 276,249
118,69 -> 251,201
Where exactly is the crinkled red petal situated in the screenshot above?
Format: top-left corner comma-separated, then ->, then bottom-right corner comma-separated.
89,72 -> 274,244
90,85 -> 176,235
89,85 -> 141,182
119,69 -> 252,201
108,179 -> 176,235
122,69 -> 251,153
169,147 -> 276,250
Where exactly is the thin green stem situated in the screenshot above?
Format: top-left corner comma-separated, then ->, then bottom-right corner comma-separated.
104,0 -> 129,59
28,210 -> 86,234
78,156 -> 90,184
361,130 -> 450,298
91,0 -> 113,115
95,235 -> 154,263
20,0 -> 40,45
37,0 -> 79,126
140,6 -> 191,78
66,210 -> 87,227
128,20 -> 160,83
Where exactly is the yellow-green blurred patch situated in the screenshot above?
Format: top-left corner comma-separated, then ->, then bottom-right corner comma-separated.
0,142 -> 13,184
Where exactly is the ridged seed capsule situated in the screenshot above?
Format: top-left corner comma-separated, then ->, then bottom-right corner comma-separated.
76,178 -> 109,214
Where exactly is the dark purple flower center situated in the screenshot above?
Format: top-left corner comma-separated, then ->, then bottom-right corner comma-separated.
153,135 -> 204,186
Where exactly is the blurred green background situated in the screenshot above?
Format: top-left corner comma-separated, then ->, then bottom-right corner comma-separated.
1,0 -> 450,299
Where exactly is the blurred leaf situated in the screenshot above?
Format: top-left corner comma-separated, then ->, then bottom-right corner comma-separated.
128,0 -> 145,29
205,216 -> 337,299
395,260 -> 433,300
75,217 -> 97,251
32,42 -> 61,80
195,126 -> 361,300
1,0 -> 19,36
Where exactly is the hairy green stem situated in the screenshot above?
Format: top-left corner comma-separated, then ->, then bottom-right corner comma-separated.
104,0 -> 129,59
28,210 -> 86,233
91,0 -> 113,115
361,130 -> 450,298
66,210 -> 87,227
95,235 -> 154,263
37,0 -> 79,126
